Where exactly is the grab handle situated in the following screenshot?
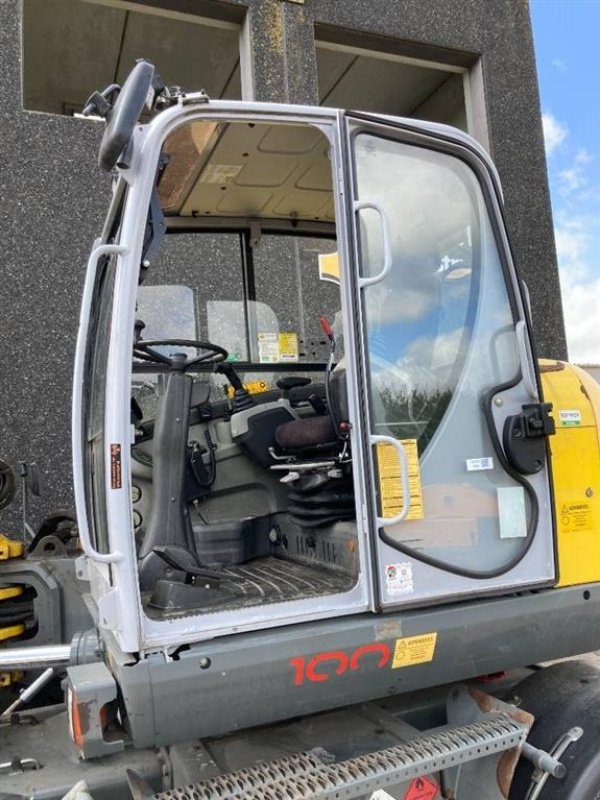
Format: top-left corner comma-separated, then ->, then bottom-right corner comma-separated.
371,435 -> 411,527
72,242 -> 128,564
355,200 -> 393,288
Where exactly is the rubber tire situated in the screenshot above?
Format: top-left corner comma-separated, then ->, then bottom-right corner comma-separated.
509,660 -> 600,799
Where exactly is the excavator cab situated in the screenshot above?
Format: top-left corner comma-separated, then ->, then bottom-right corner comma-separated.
74,61 -> 556,656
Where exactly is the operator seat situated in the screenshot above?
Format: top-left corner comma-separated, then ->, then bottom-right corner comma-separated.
274,365 -> 349,454
273,365 -> 355,528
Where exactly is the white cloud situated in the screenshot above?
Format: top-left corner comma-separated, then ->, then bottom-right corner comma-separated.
555,218 -> 590,282
554,216 -> 600,363
551,58 -> 567,72
558,150 -> 594,194
542,112 -> 568,156
575,148 -> 593,165
559,166 -> 586,192
404,327 -> 466,372
561,279 -> 600,363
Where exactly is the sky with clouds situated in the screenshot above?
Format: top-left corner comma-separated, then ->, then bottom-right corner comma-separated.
530,1 -> 600,364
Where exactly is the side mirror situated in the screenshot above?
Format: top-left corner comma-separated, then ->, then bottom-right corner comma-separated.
97,60 -> 156,172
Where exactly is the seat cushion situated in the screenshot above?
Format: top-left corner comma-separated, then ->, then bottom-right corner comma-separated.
275,415 -> 337,452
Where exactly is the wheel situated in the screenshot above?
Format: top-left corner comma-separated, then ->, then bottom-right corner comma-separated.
509,660 -> 600,799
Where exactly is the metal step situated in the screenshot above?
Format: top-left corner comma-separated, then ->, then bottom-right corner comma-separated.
155,712 -> 527,800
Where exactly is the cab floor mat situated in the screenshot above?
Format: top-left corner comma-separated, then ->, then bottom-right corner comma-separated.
145,556 -> 355,619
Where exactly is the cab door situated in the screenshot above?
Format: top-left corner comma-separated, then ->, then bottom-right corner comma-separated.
342,115 -> 555,607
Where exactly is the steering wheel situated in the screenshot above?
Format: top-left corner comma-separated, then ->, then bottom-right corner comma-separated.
133,338 -> 228,370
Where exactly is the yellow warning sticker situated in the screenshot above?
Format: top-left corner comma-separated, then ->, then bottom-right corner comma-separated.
257,332 -> 299,363
392,632 -> 438,669
377,439 -> 424,520
318,251 -> 340,284
279,332 -> 299,362
226,379 -> 269,398
560,501 -> 593,532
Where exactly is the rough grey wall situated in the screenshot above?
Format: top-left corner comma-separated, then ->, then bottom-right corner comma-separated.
1,0 -> 564,532
1,0 -> 109,530
290,0 -> 564,360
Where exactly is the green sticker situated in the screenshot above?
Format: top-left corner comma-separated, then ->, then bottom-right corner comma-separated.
559,409 -> 581,426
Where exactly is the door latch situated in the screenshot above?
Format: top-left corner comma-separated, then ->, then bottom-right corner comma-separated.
503,403 -> 555,475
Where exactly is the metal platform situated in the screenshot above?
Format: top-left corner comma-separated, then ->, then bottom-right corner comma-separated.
154,713 -> 527,799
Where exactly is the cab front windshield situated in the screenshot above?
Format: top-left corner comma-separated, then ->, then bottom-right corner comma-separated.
132,230 -> 341,421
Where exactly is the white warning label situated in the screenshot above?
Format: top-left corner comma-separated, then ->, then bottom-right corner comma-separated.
385,562 -> 414,596
558,409 -> 581,426
466,457 -> 494,472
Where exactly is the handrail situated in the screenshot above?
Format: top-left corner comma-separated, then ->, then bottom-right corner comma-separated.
72,242 -> 128,564
370,434 -> 411,527
355,200 -> 393,289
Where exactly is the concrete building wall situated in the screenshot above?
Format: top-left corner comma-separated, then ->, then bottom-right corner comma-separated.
1,0 -> 564,531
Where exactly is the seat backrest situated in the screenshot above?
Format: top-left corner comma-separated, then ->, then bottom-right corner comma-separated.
328,360 -> 348,428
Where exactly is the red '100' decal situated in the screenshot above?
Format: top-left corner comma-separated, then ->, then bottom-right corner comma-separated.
290,642 -> 391,686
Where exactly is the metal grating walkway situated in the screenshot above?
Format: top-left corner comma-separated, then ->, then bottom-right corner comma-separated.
154,713 -> 527,800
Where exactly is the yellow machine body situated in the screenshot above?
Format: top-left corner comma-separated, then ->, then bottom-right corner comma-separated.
0,533 -> 26,647
540,360 -> 600,586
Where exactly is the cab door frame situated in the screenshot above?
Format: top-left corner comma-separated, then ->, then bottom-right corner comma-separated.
339,112 -> 556,609
74,101 -> 384,653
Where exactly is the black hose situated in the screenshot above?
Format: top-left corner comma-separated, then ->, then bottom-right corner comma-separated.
378,374 -> 540,580
0,459 -> 16,511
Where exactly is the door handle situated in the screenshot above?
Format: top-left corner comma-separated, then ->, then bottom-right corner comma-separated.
354,200 -> 393,288
370,434 -> 411,527
72,242 -> 128,565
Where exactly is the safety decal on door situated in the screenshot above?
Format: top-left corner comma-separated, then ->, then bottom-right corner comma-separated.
465,456 -> 494,471
403,775 -> 438,800
110,443 -> 122,490
385,562 -> 414,596
377,439 -> 424,520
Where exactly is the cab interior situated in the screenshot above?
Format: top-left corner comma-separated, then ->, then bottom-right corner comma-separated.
129,118 -> 361,618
